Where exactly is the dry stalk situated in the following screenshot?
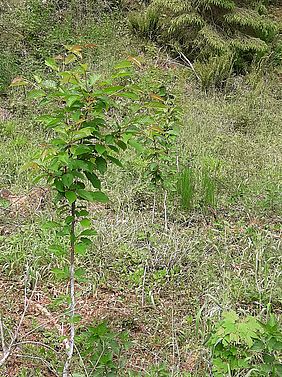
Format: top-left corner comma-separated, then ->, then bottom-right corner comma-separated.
0,269 -> 38,367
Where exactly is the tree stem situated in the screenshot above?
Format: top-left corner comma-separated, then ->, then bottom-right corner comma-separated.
63,201 -> 76,377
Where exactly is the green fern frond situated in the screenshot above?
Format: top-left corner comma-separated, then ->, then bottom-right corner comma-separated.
231,35 -> 268,53
169,13 -> 204,34
197,25 -> 229,53
194,0 -> 235,10
151,0 -> 192,14
224,7 -> 278,41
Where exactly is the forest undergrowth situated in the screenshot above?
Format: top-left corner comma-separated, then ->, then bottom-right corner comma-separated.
0,1 -> 281,376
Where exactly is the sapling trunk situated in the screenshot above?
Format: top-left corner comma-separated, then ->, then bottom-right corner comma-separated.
164,190 -> 168,231
63,201 -> 76,377
152,188 -> 156,224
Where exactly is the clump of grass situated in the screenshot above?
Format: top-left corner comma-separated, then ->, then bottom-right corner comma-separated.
177,167 -> 195,211
194,53 -> 234,91
201,165 -> 217,209
129,7 -> 161,40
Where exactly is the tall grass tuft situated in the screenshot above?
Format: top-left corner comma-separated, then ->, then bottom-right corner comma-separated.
177,167 -> 195,211
194,53 -> 234,91
202,167 -> 216,209
129,7 -> 161,40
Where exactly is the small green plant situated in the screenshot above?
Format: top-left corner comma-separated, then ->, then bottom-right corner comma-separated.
77,321 -> 131,375
136,88 -> 181,226
138,89 -> 180,187
207,310 -> 282,376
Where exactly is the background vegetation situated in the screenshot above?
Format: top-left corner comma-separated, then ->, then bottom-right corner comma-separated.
0,0 -> 281,375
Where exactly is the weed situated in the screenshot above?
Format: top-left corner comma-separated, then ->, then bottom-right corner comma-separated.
77,321 -> 131,375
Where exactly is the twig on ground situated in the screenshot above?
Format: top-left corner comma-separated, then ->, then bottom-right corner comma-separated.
178,51 -> 201,82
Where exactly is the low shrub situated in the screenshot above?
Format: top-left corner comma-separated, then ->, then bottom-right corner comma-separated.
207,310 -> 282,376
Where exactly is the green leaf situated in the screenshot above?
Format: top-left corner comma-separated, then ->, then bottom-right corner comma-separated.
128,139 -> 144,153
268,338 -> 282,351
107,155 -> 123,167
72,145 -> 93,156
52,267 -> 69,280
95,144 -> 106,155
49,244 -> 65,256
84,172 -> 101,189
90,191 -> 109,203
102,85 -> 123,94
42,221 -> 61,229
114,60 -> 133,69
74,242 -> 88,255
10,77 -> 29,87
74,268 -> 86,280
66,95 -> 81,107
79,229 -> 97,237
41,80 -> 57,89
72,128 -> 94,141
112,71 -> 133,79
89,73 -> 101,86
51,138 -> 67,146
96,156 -> 107,174
45,57 -> 59,71
37,115 -> 63,127
116,140 -> 127,150
116,92 -> 140,100
77,189 -> 109,203
54,179 -> 65,192
222,311 -> 239,323
80,218 -> 91,227
76,209 -> 89,217
65,191 -> 77,204
69,314 -> 82,324
65,216 -> 74,224
64,53 -> 78,65
62,173 -> 74,188
28,89 -> 46,99
108,144 -> 119,153
71,160 -> 95,172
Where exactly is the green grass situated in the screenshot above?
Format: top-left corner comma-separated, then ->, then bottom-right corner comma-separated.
0,2 -> 281,376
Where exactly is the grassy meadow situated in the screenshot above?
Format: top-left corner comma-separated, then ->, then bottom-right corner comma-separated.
0,2 -> 281,376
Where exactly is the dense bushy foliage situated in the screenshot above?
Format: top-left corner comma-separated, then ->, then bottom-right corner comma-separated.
129,0 -> 281,73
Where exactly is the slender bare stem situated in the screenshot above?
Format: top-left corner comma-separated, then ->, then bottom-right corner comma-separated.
62,201 -> 76,377
15,353 -> 59,377
0,271 -> 38,367
0,315 -> 7,355
141,265 -> 147,307
178,51 -> 201,82
152,190 -> 156,224
164,190 -> 168,231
